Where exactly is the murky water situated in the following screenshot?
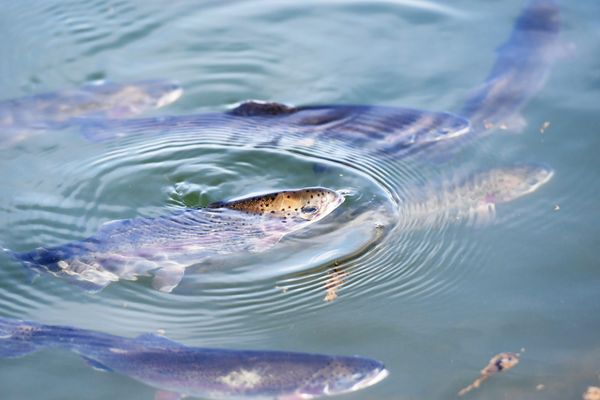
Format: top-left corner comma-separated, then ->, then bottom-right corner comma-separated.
1,0 -> 599,399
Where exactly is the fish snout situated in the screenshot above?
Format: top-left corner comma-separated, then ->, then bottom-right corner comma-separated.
520,162 -> 555,193
313,190 -> 345,221
318,357 -> 388,396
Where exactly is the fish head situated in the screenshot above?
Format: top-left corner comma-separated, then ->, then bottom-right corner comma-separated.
408,111 -> 471,146
485,163 -> 554,203
295,356 -> 388,398
220,187 -> 345,224
130,79 -> 184,109
292,106 -> 471,155
378,109 -> 471,155
81,79 -> 183,117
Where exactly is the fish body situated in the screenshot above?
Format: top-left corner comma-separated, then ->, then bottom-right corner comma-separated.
9,188 -> 344,292
0,79 -> 182,147
403,164 -> 554,225
80,1 -> 560,161
0,316 -> 387,399
80,102 -> 470,158
0,1 -> 560,159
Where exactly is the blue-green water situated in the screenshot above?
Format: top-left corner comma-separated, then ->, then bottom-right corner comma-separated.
1,1 -> 599,399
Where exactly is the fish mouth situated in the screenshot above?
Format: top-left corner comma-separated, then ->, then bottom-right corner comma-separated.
350,367 -> 389,392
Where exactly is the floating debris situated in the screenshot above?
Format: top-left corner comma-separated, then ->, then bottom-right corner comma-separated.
458,352 -> 520,396
584,386 -> 600,400
536,384 -> 545,391
554,204 -> 560,211
540,121 -> 551,134
324,268 -> 348,302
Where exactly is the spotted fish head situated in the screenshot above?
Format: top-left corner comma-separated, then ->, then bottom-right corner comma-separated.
214,187 -> 344,224
479,163 -> 554,203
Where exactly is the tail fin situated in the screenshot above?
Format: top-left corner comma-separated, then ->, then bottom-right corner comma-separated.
427,0 -> 561,162
0,317 -> 44,358
3,246 -> 44,283
3,246 -> 109,293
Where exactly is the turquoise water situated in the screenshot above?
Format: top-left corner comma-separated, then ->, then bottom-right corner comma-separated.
1,0 -> 599,399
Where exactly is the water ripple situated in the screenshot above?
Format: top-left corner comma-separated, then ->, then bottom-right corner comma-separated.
0,0 -> 499,349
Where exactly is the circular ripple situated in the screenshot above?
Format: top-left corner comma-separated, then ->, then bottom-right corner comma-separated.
0,118 -> 493,344
0,0 -> 489,347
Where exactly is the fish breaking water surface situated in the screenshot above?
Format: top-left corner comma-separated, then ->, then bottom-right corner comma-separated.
7,188 -> 344,293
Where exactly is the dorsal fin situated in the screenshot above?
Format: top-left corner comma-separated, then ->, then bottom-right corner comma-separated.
134,333 -> 184,349
206,201 -> 225,208
229,101 -> 297,117
81,356 -> 113,372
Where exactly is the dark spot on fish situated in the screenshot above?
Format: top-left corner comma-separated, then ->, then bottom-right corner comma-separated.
494,359 -> 504,371
229,101 -> 297,117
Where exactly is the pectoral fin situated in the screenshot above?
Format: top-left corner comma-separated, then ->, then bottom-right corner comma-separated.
135,333 -> 183,349
470,203 -> 497,227
81,356 -> 113,372
151,263 -> 186,293
247,232 -> 284,253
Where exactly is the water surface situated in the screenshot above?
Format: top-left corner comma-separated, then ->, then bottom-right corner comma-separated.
1,0 -> 599,399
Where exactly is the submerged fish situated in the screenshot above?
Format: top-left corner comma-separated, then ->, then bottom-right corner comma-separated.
7,187 -> 344,292
0,316 -> 388,399
0,79 -> 182,147
80,102 -> 470,158
78,1 -> 560,164
402,164 -> 554,226
461,0 -> 561,134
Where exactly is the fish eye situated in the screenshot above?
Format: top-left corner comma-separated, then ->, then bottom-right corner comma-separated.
301,206 -> 318,214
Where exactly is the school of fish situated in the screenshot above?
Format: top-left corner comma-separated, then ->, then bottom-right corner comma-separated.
0,0 -> 561,398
